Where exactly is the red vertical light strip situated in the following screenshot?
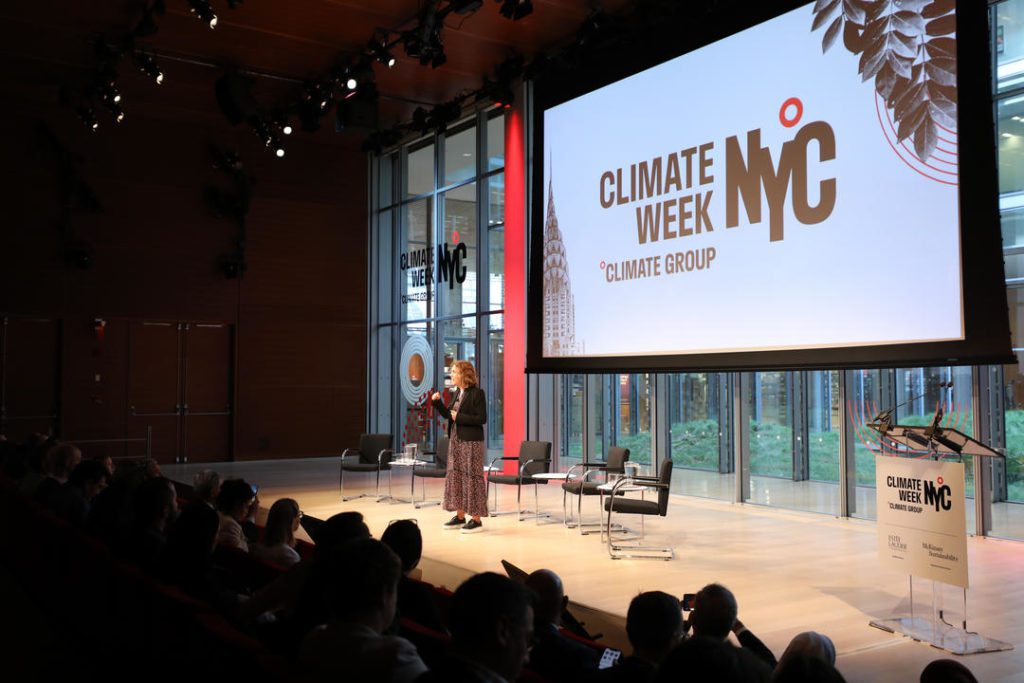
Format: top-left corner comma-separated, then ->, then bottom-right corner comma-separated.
503,106 -> 526,472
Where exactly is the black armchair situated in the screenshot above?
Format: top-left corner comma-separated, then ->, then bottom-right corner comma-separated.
411,435 -> 449,509
339,433 -> 393,502
486,440 -> 552,521
604,459 -> 674,560
561,446 -> 630,531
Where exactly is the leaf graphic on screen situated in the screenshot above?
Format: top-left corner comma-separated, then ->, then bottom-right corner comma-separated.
811,0 -> 957,162
823,16 -> 842,52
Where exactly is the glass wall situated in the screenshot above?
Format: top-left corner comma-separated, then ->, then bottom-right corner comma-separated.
369,109 -> 506,457
365,3 -> 1024,538
667,373 -> 731,500
995,0 -> 1024,540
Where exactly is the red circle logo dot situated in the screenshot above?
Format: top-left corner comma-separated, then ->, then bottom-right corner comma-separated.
451,231 -> 460,244
937,476 -> 944,485
599,261 -> 606,269
780,97 -> 804,128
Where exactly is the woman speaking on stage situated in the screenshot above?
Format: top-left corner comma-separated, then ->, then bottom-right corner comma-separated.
431,360 -> 488,534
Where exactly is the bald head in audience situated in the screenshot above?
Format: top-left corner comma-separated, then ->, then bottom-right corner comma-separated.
525,569 -> 566,627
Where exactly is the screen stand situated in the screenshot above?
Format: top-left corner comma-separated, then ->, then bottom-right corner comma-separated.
869,576 -> 1012,655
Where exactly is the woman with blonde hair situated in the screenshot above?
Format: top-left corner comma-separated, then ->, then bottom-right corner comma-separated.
253,497 -> 302,567
431,360 -> 488,533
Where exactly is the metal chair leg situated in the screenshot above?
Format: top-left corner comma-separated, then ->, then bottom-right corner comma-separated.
342,469 -> 384,502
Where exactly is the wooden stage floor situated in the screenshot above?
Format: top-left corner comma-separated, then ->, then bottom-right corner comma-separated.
163,457 -> 1024,683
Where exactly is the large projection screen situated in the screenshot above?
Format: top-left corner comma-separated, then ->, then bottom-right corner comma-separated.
527,0 -> 1012,373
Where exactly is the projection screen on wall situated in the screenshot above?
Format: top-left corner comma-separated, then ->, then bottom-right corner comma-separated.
529,0 -> 1012,372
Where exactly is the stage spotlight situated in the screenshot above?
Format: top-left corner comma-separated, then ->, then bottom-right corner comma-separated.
272,110 -> 293,136
347,76 -> 358,90
77,106 -> 99,131
361,128 -> 402,154
133,52 -> 164,85
403,1 -> 446,68
209,145 -> 243,174
188,0 -> 217,28
98,80 -> 121,105
275,147 -> 285,158
369,37 -> 397,68
412,106 -> 431,133
497,0 -> 533,20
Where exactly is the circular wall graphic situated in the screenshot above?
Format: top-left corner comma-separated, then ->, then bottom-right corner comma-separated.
399,335 -> 434,405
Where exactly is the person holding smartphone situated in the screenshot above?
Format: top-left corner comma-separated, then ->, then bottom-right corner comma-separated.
431,360 -> 488,534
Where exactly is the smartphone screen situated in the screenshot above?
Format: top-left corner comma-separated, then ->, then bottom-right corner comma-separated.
681,593 -> 696,611
598,648 -> 621,670
250,483 -> 259,496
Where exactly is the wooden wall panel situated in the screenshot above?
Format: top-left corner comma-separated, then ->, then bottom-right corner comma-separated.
61,317 -> 129,460
0,98 -> 368,461
1,317 -> 60,442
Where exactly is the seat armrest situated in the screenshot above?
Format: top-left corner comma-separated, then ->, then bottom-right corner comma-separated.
609,477 -> 668,495
623,476 -> 668,490
378,449 -> 394,465
564,463 -> 586,481
488,455 -> 519,471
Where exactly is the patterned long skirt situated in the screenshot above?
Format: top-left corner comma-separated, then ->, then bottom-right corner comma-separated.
443,432 -> 489,518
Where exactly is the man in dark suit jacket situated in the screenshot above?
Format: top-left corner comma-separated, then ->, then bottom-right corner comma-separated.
588,591 -> 684,683
689,583 -> 777,671
525,569 -> 599,682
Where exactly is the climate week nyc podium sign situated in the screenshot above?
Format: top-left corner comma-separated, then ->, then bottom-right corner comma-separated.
875,457 -> 968,589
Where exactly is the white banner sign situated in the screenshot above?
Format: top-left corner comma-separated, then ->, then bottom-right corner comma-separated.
875,457 -> 968,589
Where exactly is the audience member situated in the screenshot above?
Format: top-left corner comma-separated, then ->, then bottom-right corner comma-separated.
162,500 -> 230,608
12,433 -> 53,493
920,659 -> 979,683
192,469 -> 221,508
93,454 -> 115,478
142,457 -> 162,478
216,478 -> 258,551
589,591 -> 683,683
0,438 -> 17,487
299,538 -> 427,682
33,442 -> 81,504
314,510 -> 371,556
381,519 -> 446,633
771,653 -> 845,683
657,635 -> 770,683
525,568 -> 599,681
777,631 -> 835,668
772,630 -> 838,683
419,572 -> 535,683
123,476 -> 178,573
252,497 -> 302,567
87,459 -> 155,546
689,583 -> 777,670
50,458 -> 110,527
240,511 -> 371,634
